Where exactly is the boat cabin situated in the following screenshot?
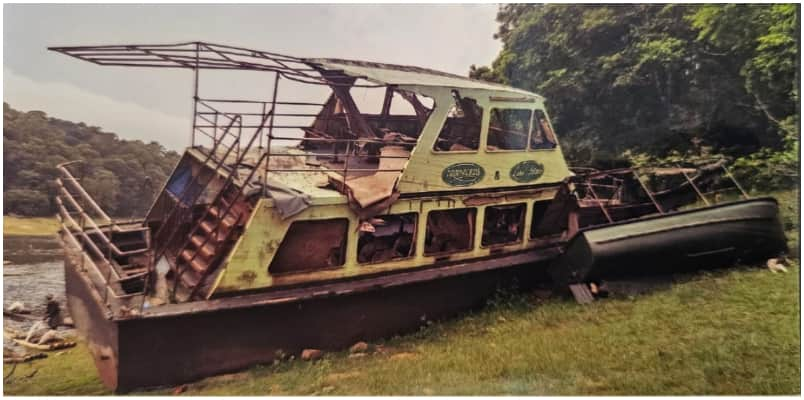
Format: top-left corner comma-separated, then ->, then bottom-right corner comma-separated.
50,42 -> 574,304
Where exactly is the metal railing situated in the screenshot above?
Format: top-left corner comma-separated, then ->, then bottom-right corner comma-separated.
571,162 -> 751,224
56,161 -> 151,315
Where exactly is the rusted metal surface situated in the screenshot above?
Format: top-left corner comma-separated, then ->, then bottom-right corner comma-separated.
64,240 -> 559,392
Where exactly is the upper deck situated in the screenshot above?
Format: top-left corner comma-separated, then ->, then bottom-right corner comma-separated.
50,42 -> 572,211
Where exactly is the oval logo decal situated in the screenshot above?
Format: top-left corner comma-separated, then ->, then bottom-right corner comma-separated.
442,163 -> 485,187
510,160 -> 544,183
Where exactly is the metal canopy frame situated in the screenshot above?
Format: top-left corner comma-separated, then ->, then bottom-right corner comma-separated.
48,41 -> 381,87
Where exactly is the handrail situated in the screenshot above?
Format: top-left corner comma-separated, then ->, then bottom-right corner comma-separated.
153,114 -> 243,261
57,161 -> 113,224
56,185 -> 148,257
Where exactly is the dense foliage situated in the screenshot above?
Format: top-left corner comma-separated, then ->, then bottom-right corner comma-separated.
3,103 -> 180,217
471,4 -> 799,189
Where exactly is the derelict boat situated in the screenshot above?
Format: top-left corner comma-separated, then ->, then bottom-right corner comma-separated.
49,42 -> 787,391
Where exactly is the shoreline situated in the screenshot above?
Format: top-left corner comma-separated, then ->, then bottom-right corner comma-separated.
3,216 -> 60,237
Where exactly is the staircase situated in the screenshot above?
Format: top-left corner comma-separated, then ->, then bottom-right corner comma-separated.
172,183 -> 253,300
162,110 -> 274,301
149,115 -> 244,262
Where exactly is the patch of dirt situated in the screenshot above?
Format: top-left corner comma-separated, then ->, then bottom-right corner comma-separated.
323,371 -> 362,385
388,352 -> 418,361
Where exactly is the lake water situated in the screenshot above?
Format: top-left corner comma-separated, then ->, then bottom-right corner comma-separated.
3,235 -> 66,334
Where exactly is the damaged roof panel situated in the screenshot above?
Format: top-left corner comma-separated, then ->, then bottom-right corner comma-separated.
306,58 -> 542,98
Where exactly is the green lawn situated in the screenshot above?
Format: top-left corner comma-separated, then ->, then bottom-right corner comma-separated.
3,216 -> 60,237
3,189 -> 799,395
4,262 -> 799,395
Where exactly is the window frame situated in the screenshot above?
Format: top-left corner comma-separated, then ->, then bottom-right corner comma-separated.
423,207 -> 478,257
485,108 -> 533,153
356,212 -> 418,265
431,96 -> 484,154
528,109 -> 559,152
480,202 -> 527,248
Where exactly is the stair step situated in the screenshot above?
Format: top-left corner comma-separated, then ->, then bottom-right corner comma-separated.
179,269 -> 201,289
190,235 -> 219,256
179,250 -> 209,273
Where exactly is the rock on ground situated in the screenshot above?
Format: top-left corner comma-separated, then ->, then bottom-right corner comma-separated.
349,341 -> 369,354
301,349 -> 323,361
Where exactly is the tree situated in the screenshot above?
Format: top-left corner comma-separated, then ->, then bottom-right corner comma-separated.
3,103 -> 181,216
471,4 -> 798,187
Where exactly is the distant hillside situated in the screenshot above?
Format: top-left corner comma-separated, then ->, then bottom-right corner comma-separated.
3,103 -> 180,217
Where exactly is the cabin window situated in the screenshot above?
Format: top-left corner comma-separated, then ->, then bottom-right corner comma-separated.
433,91 -> 483,152
530,110 -> 557,150
357,213 -> 417,264
268,218 -> 348,274
487,109 -> 531,151
424,208 -> 476,255
481,203 -> 526,246
530,199 -> 562,238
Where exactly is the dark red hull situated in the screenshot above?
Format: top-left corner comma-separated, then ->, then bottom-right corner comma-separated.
64,246 -> 559,392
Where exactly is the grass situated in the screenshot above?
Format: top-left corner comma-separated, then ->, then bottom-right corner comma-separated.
4,263 -> 799,395
3,216 -> 60,237
3,188 -> 800,395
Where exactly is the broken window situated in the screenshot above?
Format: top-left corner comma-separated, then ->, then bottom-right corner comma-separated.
530,110 -> 557,150
481,203 -> 525,246
269,218 -> 348,274
424,208 -> 476,255
433,91 -> 483,152
357,213 -> 417,264
487,109 -> 531,151
530,199 -> 562,238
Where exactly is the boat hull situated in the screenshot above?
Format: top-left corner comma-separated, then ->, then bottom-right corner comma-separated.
548,198 -> 788,285
63,246 -> 557,392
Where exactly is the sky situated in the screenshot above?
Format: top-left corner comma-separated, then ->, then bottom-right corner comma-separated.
3,4 -> 503,150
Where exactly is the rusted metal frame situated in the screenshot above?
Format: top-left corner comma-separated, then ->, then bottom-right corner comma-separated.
152,116 -> 243,261
191,45 -> 200,147
57,163 -> 113,223
184,152 -> 271,299
271,135 -> 391,144
266,153 -> 410,159
632,170 -> 664,214
56,186 -> 146,257
264,73 -> 280,191
200,98 -> 323,106
174,113 -> 272,294
263,168 -> 405,173
584,182 -> 614,223
58,218 -> 146,319
379,86 -> 394,129
199,43 -> 301,75
721,164 -> 750,199
679,167 -> 711,206
319,71 -> 378,139
50,41 -> 385,86
396,89 -> 430,126
56,199 -> 134,293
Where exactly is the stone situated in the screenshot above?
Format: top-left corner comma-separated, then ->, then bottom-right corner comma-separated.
767,258 -> 788,273
349,341 -> 369,354
37,329 -> 59,345
8,301 -> 26,313
301,349 -> 323,361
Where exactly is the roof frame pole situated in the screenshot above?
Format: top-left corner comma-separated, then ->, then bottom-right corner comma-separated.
264,72 -> 280,193
379,86 -> 393,129
679,165 -> 710,206
191,42 -> 200,148
721,164 -> 750,199
632,170 -> 664,214
319,71 -> 375,139
585,181 -> 614,223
